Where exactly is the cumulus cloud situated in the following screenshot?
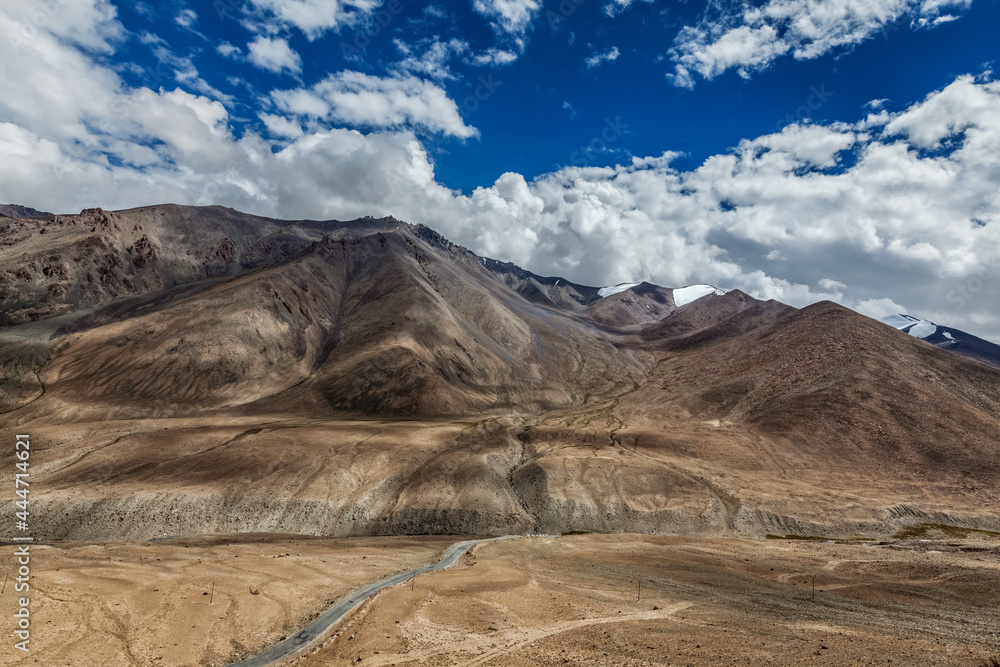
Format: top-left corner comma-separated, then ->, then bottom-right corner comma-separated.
247,36 -> 303,74
585,46 -> 620,68
260,112 -> 305,139
1,4 -> 999,342
883,74 -> 998,148
855,297 -> 909,319
272,72 -> 479,138
669,0 -> 974,87
4,0 -> 124,54
472,0 -> 541,36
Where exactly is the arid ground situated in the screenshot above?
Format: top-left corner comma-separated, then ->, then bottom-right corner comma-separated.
3,207 -> 1000,666
1,532 -> 998,666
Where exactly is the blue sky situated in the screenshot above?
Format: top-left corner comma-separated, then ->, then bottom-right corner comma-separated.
1,0 -> 999,341
109,0 -> 999,191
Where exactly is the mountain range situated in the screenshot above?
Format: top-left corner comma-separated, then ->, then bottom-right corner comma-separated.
880,313 -> 1000,369
2,204 -> 998,540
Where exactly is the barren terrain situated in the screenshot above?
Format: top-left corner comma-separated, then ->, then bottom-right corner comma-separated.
317,533 -> 1000,667
1,533 -> 998,666
9,407 -> 1000,543
3,205 -> 1000,540
2,205 -> 1000,665
0,533 -> 457,666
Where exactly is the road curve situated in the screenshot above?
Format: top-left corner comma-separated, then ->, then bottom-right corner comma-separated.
227,535 -> 519,667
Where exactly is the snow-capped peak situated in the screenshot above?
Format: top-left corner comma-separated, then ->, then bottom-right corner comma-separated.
672,284 -> 726,307
879,314 -> 1000,369
598,282 -> 642,298
880,314 -> 938,339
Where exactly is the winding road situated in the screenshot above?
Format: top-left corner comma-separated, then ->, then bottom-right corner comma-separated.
227,535 -> 520,667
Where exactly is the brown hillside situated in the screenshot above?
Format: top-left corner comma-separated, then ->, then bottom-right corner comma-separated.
1,204 -> 998,541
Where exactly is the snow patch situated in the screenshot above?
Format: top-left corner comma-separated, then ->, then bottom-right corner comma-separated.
942,331 -> 954,340
879,314 -> 921,330
673,284 -> 725,307
879,314 -> 937,339
907,320 -> 937,339
598,282 -> 641,298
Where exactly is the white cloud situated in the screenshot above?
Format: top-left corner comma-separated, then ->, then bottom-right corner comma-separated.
1,3 -> 122,144
585,46 -> 620,68
217,42 -> 242,58
245,0 -> 382,40
864,98 -> 890,111
126,88 -> 238,170
669,0 -> 974,86
854,297 -> 909,319
424,5 -> 448,19
273,72 -> 479,138
141,32 -> 234,104
175,8 -> 197,27
260,112 -> 304,139
883,73 -> 997,148
392,38 -> 469,81
819,278 -> 848,294
247,36 -> 303,74
4,0 -> 124,54
603,0 -> 653,17
746,123 -> 857,169
472,0 -> 541,36
469,48 -> 519,66
271,88 -> 331,117
670,24 -> 789,86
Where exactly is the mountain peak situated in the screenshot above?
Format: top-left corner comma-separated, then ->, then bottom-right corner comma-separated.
597,282 -> 643,298
672,284 -> 727,306
0,202 -> 53,218
881,313 -> 938,338
880,313 -> 1000,369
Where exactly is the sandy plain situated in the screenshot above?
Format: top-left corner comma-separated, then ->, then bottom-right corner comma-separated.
1,532 -> 998,667
0,534 -> 455,666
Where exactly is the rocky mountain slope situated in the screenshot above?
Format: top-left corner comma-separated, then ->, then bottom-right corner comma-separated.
0,202 -> 51,219
2,204 -> 998,541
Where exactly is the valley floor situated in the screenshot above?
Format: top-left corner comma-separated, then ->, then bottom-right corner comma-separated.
1,533 -> 998,666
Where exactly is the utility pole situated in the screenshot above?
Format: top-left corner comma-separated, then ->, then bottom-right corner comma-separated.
210,581 -> 215,605
812,575 -> 815,601
1,571 -> 7,595
411,573 -> 415,591
637,580 -> 641,602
